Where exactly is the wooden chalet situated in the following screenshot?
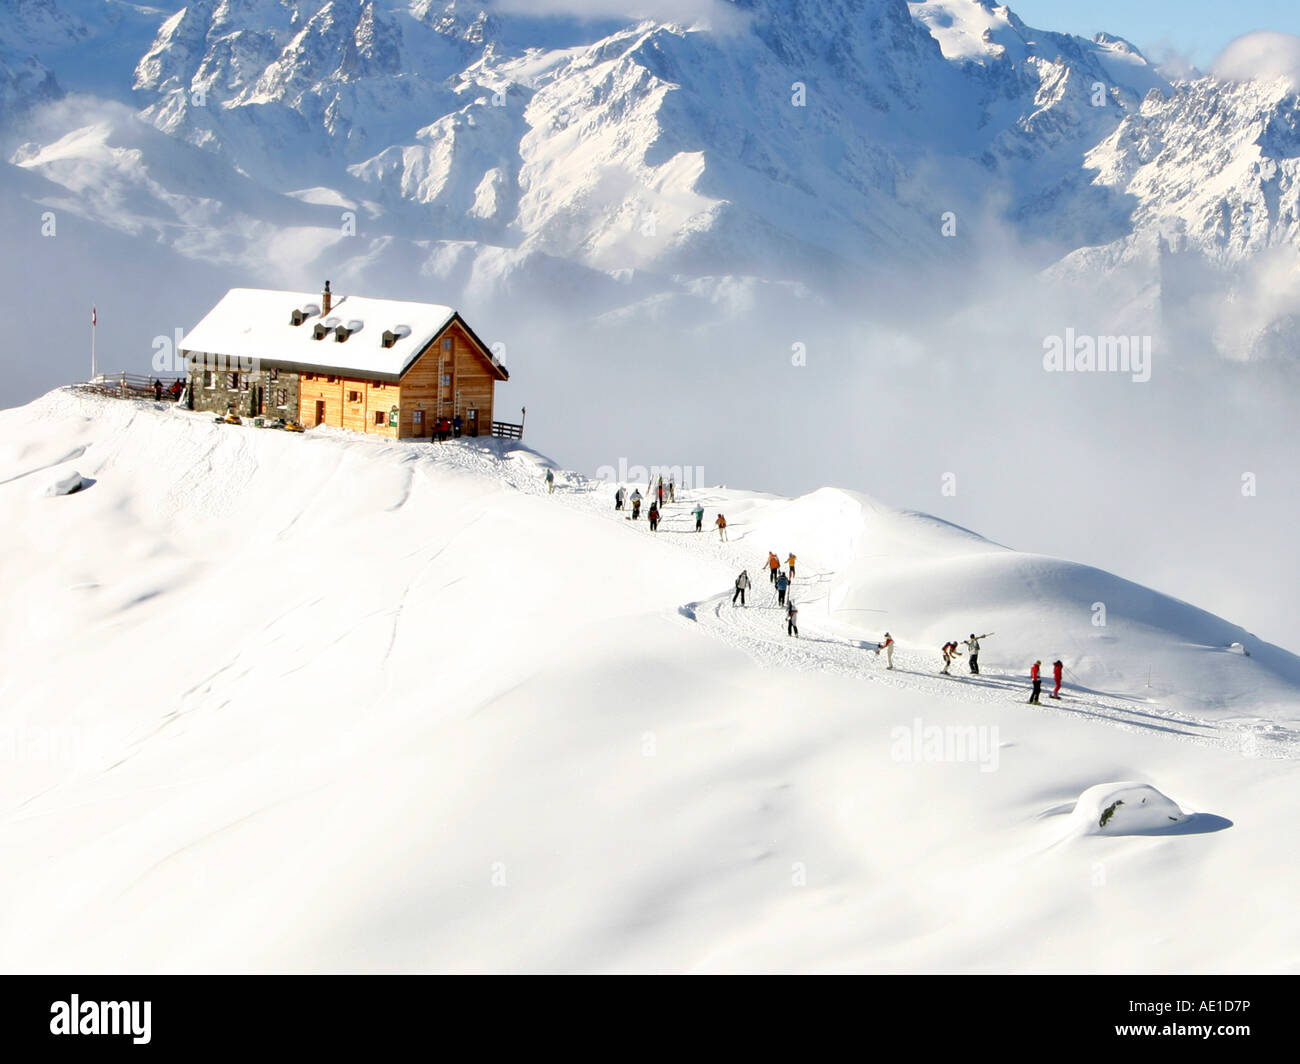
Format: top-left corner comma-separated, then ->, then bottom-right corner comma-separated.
179,282 -> 510,439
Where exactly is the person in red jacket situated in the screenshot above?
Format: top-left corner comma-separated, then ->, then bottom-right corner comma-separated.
1028,660 -> 1042,704
1051,659 -> 1063,699
876,633 -> 895,669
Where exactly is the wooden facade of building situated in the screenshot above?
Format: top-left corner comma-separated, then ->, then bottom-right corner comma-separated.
296,318 -> 502,438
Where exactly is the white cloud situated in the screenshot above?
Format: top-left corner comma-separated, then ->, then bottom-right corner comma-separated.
1211,30 -> 1300,89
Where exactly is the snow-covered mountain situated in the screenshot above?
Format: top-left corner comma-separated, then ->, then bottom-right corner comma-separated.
1,1 -> 1177,289
1,388 -> 1296,972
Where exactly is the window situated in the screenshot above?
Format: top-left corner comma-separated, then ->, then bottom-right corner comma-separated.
442,338 -> 452,351
374,411 -> 385,426
276,388 -> 288,408
348,390 -> 361,403
204,370 -> 215,389
441,373 -> 452,387
269,368 -> 279,382
226,371 -> 238,390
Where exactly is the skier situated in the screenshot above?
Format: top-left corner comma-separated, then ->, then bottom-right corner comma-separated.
715,513 -> 727,541
615,486 -> 625,511
964,633 -> 992,674
941,640 -> 963,674
453,415 -> 463,438
631,490 -> 642,519
1028,660 -> 1042,704
786,553 -> 797,580
877,632 -> 895,669
668,478 -> 676,503
776,571 -> 789,607
648,501 -> 660,531
733,569 -> 751,606
545,469 -> 555,494
657,482 -> 664,508
768,552 -> 781,585
692,502 -> 704,532
786,601 -> 799,638
153,378 -> 163,401
1051,659 -> 1064,699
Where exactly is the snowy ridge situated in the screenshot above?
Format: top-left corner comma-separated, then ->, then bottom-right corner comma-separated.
2,389 -> 1298,973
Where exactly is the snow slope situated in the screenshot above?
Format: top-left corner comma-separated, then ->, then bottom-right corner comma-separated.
0,388 -> 1297,973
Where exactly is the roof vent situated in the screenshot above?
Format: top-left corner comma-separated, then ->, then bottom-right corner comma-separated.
382,323 -> 411,349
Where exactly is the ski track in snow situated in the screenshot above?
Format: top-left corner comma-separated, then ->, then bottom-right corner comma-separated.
475,457 -> 1299,759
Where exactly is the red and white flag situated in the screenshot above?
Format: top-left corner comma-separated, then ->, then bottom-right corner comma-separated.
91,306 -> 97,327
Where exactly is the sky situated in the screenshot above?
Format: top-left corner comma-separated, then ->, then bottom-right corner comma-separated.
1008,0 -> 1300,70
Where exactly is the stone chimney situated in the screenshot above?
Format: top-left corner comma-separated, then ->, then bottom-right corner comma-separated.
322,280 -> 332,315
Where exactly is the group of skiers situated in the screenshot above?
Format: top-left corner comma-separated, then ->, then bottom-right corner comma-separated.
1027,659 -> 1064,703
732,550 -> 800,636
599,477 -> 1069,701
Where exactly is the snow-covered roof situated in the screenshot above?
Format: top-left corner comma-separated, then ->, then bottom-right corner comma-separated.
179,288 -> 477,380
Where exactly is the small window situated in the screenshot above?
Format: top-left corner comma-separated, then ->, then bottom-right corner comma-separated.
204,370 -> 215,389
441,338 -> 452,351
276,388 -> 288,408
269,368 -> 279,382
348,390 -> 361,403
226,371 -> 238,390
374,411 -> 385,426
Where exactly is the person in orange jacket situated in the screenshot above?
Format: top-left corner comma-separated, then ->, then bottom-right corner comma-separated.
786,553 -> 797,579
767,552 -> 780,585
1029,660 -> 1042,704
715,513 -> 727,541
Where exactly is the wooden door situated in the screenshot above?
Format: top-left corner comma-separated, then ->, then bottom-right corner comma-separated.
413,409 -> 425,437
314,400 -> 325,426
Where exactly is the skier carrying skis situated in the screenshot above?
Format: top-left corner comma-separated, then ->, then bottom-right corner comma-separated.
786,601 -> 799,638
631,489 -> 642,519
786,553 -> 797,580
964,633 -> 991,674
715,513 -> 728,541
1028,660 -> 1042,704
1051,659 -> 1063,699
648,501 -> 660,531
776,571 -> 790,607
733,569 -> 751,606
768,552 -> 781,585
877,632 -> 895,669
692,502 -> 704,532
545,469 -> 555,494
941,640 -> 963,674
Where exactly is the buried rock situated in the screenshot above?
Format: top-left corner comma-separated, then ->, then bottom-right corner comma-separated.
1068,782 -> 1198,836
43,470 -> 87,496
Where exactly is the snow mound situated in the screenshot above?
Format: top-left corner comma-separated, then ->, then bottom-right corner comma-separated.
43,469 -> 85,496
1068,782 -> 1187,835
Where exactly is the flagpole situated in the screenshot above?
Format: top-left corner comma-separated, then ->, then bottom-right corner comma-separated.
91,306 -> 97,381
